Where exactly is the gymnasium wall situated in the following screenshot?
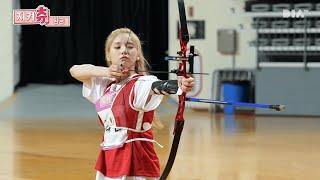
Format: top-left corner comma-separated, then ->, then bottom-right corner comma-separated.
169,0 -> 256,108
0,1 -> 14,103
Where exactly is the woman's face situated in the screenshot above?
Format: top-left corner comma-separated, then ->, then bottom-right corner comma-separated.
108,33 -> 139,70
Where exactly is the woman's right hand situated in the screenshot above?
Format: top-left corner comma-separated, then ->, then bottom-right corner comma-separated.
107,64 -> 129,82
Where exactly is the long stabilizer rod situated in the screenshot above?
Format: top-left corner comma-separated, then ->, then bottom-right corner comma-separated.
186,97 -> 285,111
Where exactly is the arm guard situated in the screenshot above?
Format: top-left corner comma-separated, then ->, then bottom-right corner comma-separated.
151,80 -> 179,95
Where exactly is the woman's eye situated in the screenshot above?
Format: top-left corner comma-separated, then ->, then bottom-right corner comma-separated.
114,46 -> 120,49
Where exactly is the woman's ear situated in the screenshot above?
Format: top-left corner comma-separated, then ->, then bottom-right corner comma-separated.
105,56 -> 111,66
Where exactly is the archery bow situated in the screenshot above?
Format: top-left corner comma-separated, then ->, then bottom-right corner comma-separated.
159,0 -> 189,179
160,1 -> 285,179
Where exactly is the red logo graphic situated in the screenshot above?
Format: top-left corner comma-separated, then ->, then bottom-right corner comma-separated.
35,5 -> 50,25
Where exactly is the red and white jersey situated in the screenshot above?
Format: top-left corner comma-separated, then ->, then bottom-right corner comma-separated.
83,74 -> 163,179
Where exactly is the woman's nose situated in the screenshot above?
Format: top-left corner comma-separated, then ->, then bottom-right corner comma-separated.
121,46 -> 128,54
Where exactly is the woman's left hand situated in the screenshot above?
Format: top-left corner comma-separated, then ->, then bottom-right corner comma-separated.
178,76 -> 195,93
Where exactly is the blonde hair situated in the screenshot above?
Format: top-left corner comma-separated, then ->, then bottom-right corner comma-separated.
105,28 -> 149,74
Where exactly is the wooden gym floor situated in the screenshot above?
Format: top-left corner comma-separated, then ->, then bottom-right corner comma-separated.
1,84 -> 320,180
